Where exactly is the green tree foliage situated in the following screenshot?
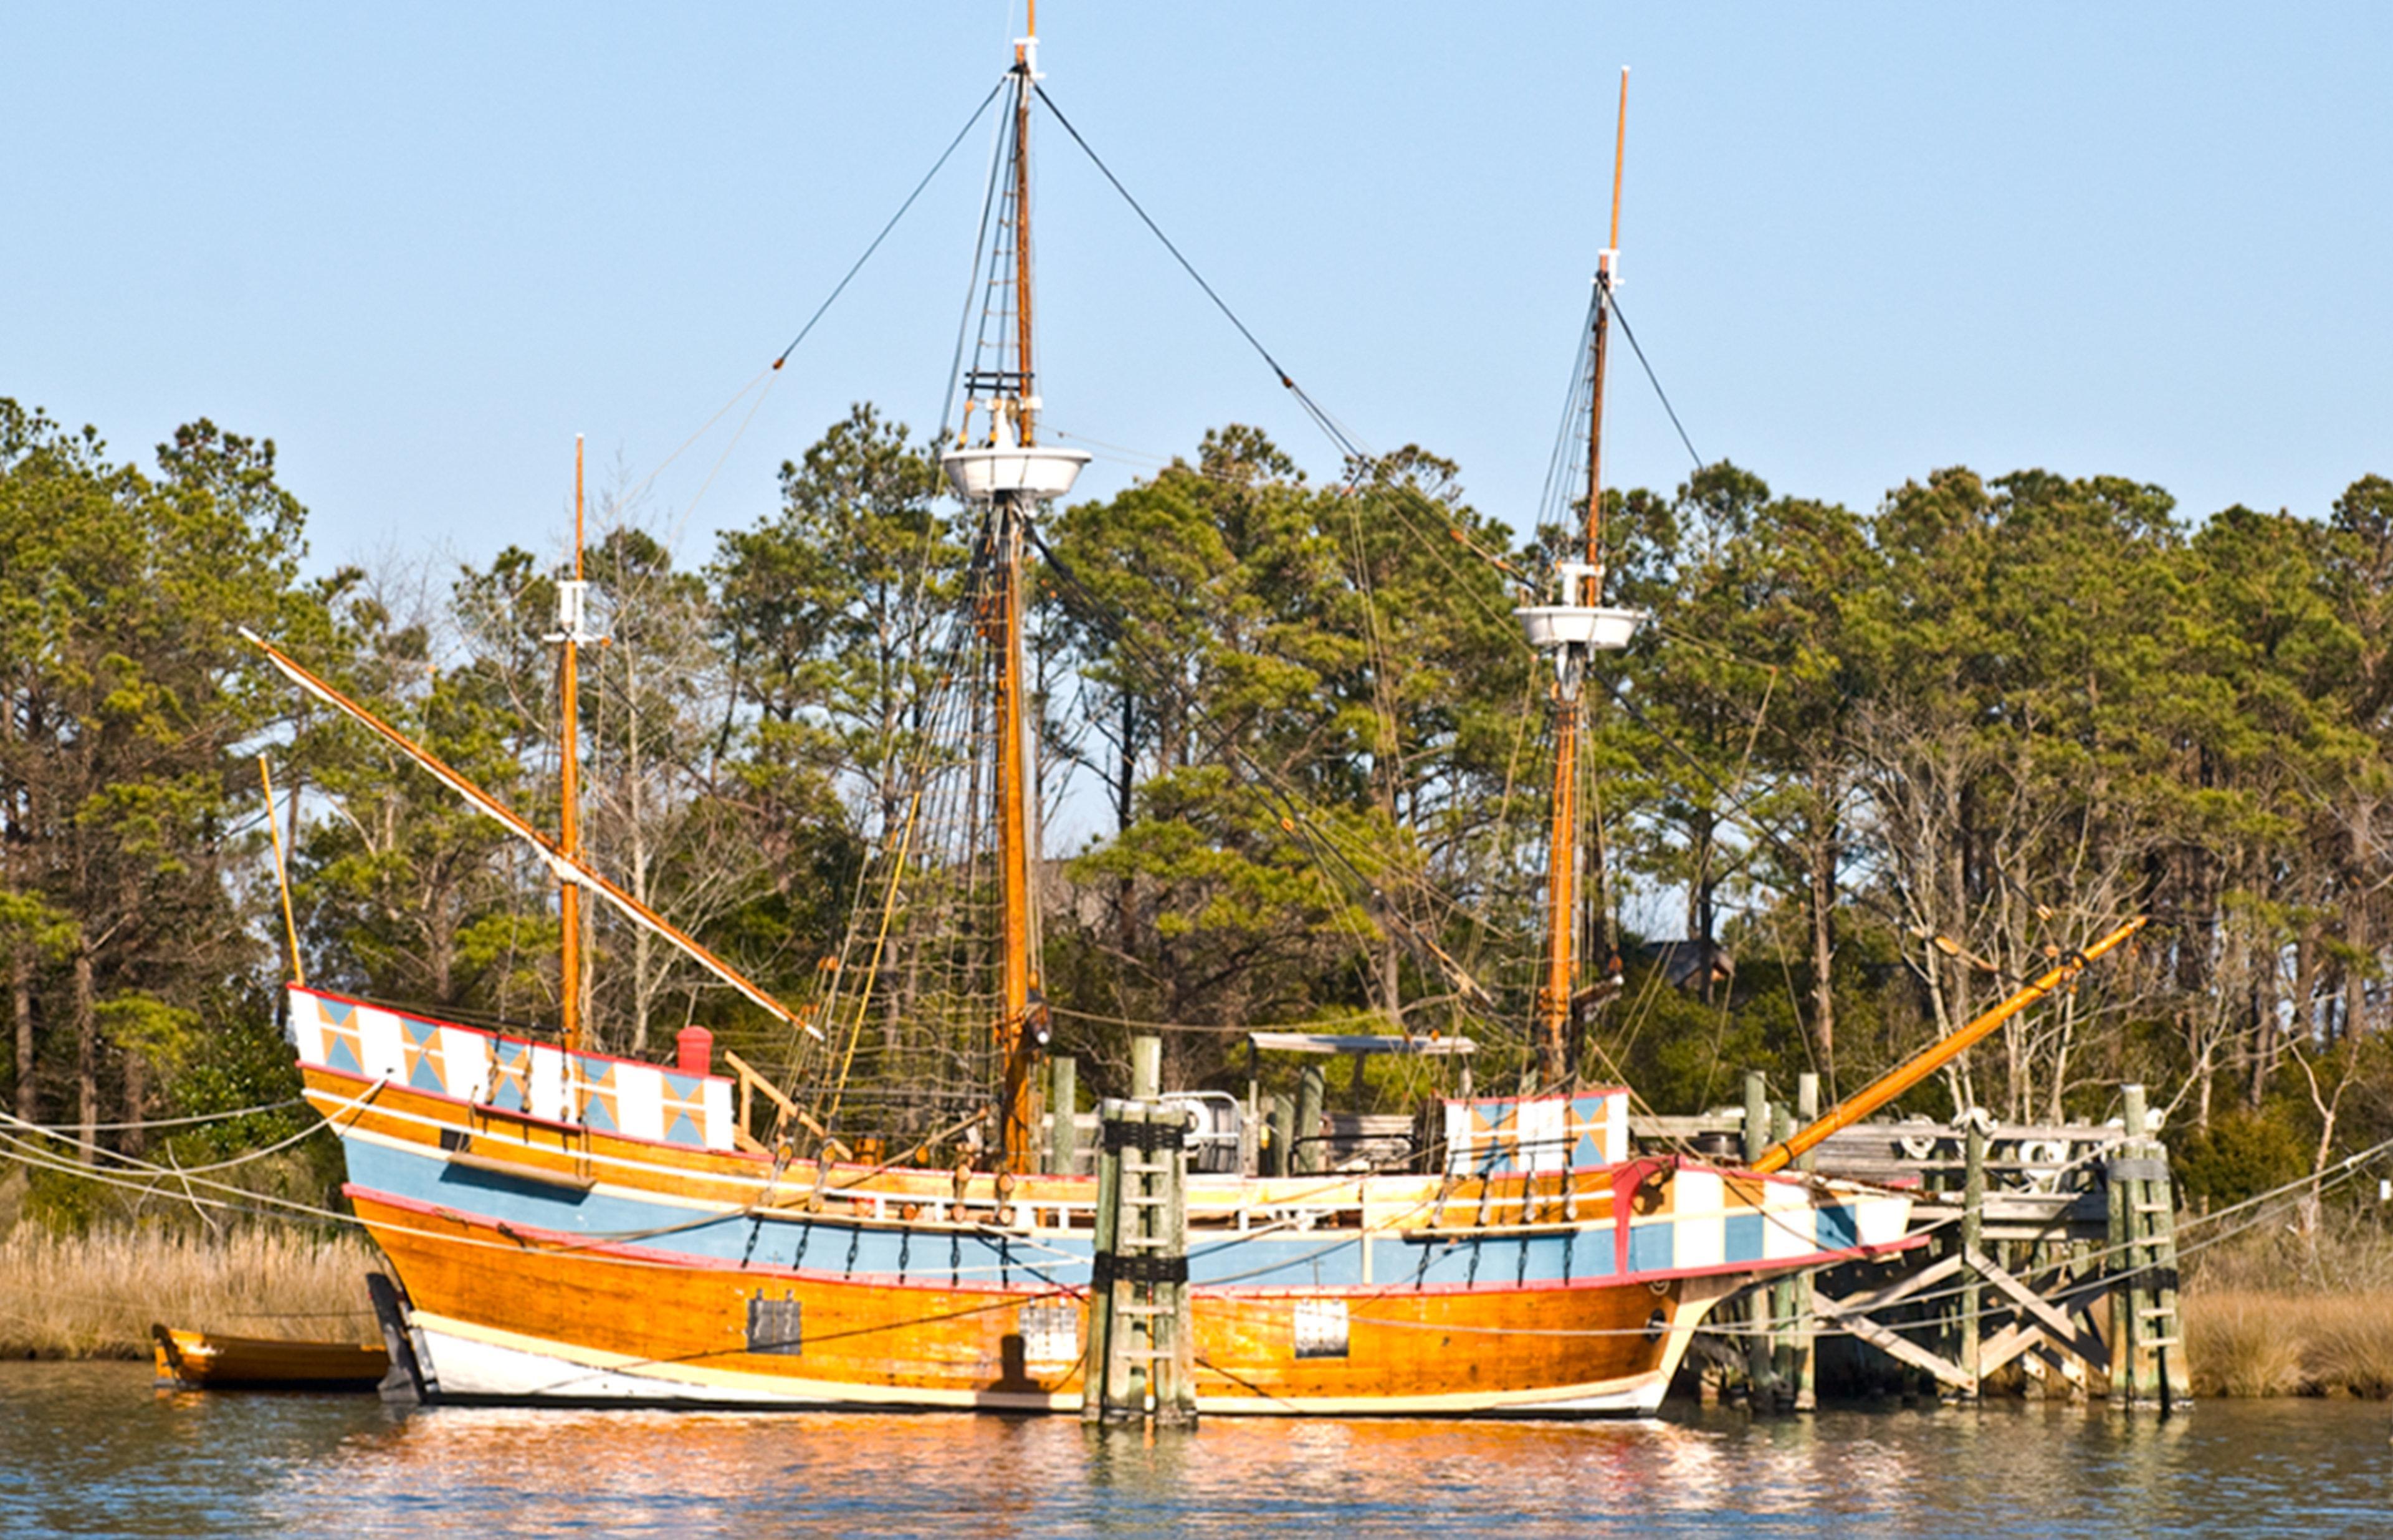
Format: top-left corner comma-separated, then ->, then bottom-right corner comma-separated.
0,401 -> 310,1156
1039,428 -> 1529,1094
6,391 -> 2391,1212
291,552 -> 551,1020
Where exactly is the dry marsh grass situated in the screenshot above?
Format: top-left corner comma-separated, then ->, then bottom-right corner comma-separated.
2185,1288 -> 2393,1398
2179,1210 -> 2393,1396
2302,1293 -> 2393,1399
2183,1288 -> 2313,1397
0,1225 -> 383,1359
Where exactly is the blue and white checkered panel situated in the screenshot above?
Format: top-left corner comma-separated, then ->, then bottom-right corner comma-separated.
614,1063 -> 666,1142
290,988 -> 735,1150
1443,1099 -> 1483,1174
287,994 -> 322,1063
1443,1098 -> 1522,1175
1622,1173 -> 1919,1278
1628,1215 -> 1674,1273
1445,1089 -> 1634,1174
1568,1090 -> 1630,1167
1855,1192 -> 1909,1248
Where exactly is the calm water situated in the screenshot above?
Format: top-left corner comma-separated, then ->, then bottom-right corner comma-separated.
2,1363 -> 2387,1538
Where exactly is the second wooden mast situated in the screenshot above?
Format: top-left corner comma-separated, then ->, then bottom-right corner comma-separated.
943,16 -> 1088,1174
555,434 -> 599,1053
1520,69 -> 1643,1090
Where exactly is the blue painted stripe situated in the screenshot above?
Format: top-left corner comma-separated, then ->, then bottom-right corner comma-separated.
1724,1212 -> 1765,1264
1628,1221 -> 1673,1274
342,1134 -> 1833,1296
346,1137 -> 1058,1284
351,1137 -> 1587,1291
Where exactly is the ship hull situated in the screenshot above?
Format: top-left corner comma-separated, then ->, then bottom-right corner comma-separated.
292,987 -> 1915,1417
403,1318 -> 1707,1415
348,1186 -> 1735,1415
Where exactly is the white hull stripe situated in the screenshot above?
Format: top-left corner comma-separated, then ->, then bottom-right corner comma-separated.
411,1312 -> 1683,1417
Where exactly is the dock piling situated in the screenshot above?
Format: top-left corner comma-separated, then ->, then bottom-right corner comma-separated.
1294,1064 -> 1325,1175
2113,1084 -> 2154,1404
1769,1099 -> 1798,1410
1266,1094 -> 1292,1178
1084,1036 -> 1196,1427
1960,1114 -> 1985,1397
1741,1073 -> 1776,1406
1050,1056 -> 1079,1174
2107,1083 -> 2187,1410
1790,1073 -> 1819,1410
1132,1036 -> 1162,1101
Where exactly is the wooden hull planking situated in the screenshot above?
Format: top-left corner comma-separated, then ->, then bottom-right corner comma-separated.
349,1190 -> 1724,1413
289,987 -> 1916,1417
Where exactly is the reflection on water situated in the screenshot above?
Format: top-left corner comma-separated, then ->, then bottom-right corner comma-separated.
3,1363 -> 2387,1537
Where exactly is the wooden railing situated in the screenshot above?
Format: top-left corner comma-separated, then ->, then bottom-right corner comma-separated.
724,1050 -> 823,1155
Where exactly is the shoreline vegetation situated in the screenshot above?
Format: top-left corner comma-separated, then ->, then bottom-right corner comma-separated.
6,1218 -> 2389,1400
7,404 -> 2393,1405
2186,1289 -> 2393,1400
0,1225 -> 383,1361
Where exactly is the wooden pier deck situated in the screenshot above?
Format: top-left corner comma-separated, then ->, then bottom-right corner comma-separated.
1635,1077 -> 2189,1410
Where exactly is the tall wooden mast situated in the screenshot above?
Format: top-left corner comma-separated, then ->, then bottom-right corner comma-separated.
558,434 -> 590,1053
1584,69 -> 1627,574
1012,15 -> 1037,447
1525,68 -> 1638,1091
944,8 -> 1088,1174
994,19 -> 1039,1177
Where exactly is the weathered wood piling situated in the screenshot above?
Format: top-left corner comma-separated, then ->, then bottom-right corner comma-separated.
2108,1083 -> 2189,1408
1082,1036 -> 1197,1426
1048,1055 -> 1079,1175
1293,1064 -> 1325,1177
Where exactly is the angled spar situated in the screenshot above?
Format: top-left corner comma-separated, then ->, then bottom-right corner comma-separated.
238,628 -> 823,1041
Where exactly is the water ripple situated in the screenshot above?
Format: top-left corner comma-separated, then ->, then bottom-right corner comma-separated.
4,1364 -> 2387,1538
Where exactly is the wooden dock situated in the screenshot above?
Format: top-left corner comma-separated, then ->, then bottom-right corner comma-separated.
1639,1075 -> 2190,1410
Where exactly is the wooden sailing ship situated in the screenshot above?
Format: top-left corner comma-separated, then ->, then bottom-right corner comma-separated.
246,32 -> 2146,1416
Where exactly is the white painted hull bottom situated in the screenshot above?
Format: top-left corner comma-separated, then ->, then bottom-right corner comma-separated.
407,1292 -> 1722,1418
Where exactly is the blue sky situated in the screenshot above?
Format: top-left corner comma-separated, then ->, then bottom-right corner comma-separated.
4,2 -> 2387,580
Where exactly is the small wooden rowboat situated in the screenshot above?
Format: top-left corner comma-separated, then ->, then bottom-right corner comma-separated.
151,1324 -> 388,1392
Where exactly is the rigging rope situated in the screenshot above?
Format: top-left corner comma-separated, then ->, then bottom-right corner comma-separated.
1537,287 -> 1602,538
776,78 -> 1007,370
939,72 -> 1016,442
1608,293 -> 1705,471
3,1098 -> 306,1134
1029,83 -> 1371,471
